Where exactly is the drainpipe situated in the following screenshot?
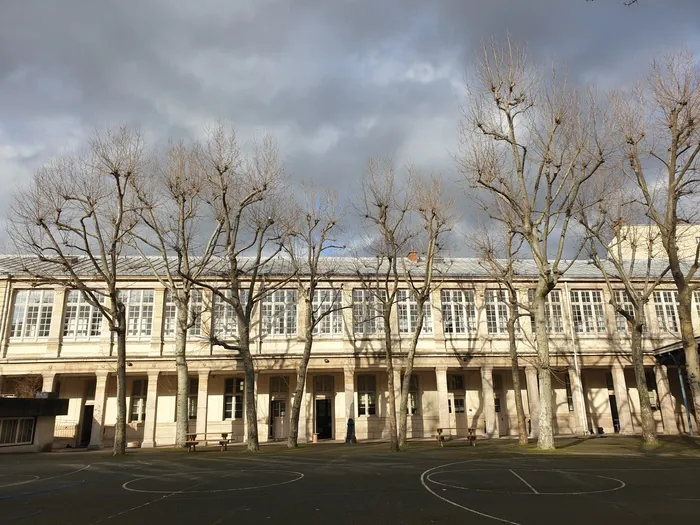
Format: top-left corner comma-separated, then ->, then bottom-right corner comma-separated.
563,282 -> 588,435
0,274 -> 13,359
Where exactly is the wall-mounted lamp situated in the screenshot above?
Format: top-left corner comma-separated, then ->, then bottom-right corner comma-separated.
127,362 -> 133,367
324,359 -> 330,364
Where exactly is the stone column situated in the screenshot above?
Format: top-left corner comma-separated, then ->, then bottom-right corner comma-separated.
654,364 -> 679,435
42,372 -> 57,394
150,288 -> 165,356
255,372 -> 269,443
393,369 -> 402,423
525,367 -> 540,437
568,367 -> 586,434
141,371 -> 160,448
344,366 -> 356,443
481,366 -> 496,438
195,371 -> 210,438
611,365 -> 633,434
47,288 -> 65,358
89,372 -> 109,449
435,367 -> 449,430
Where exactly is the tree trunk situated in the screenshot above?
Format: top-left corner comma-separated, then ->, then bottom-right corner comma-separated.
288,299 -> 313,448
676,288 -> 700,422
398,298 -> 424,450
384,313 -> 399,452
507,304 -> 528,445
174,299 -> 189,448
113,308 -> 127,456
533,287 -> 555,450
239,325 -> 259,452
630,311 -> 658,445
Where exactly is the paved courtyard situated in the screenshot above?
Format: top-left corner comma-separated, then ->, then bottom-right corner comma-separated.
1,438 -> 699,525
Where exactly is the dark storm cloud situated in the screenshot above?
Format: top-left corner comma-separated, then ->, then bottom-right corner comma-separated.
1,0 -> 699,250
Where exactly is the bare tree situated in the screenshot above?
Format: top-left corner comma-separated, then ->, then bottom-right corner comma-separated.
611,49 -> 700,421
396,174 -> 455,449
185,124 -> 292,452
284,184 -> 345,448
129,140 -> 223,448
472,217 -> 529,445
9,127 -> 144,455
578,188 -> 666,445
355,158 -> 413,452
459,38 -> 609,449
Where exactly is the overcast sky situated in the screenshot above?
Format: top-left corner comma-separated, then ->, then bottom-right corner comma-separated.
1,0 -> 699,252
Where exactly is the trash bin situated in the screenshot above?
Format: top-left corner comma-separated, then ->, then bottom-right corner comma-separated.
312,433 -> 319,444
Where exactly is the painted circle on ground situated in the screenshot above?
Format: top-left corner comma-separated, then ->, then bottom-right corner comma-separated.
122,469 -> 304,494
0,474 -> 40,489
426,468 -> 625,495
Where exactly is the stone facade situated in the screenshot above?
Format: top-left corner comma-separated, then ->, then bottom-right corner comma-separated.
0,257 -> 697,448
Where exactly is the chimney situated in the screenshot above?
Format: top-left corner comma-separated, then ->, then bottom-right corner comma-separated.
407,251 -> 419,262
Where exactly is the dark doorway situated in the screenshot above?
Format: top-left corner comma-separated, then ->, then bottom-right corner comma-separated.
80,405 -> 94,446
609,395 -> 621,433
315,399 -> 332,439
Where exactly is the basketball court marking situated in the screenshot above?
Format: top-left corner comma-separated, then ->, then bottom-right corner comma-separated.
425,468 -> 626,496
122,468 -> 304,494
420,459 -> 523,525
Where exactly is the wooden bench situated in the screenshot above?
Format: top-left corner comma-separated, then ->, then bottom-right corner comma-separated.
186,434 -> 199,452
185,433 -> 234,452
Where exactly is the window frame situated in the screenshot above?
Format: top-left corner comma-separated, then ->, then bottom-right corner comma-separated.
262,289 -> 298,337
223,377 -> 245,420
312,289 -> 343,337
654,290 -> 679,333
484,289 -> 510,335
527,289 -> 564,334
120,289 -> 155,339
357,374 -> 377,417
9,289 -> 55,340
569,289 -> 607,335
163,289 -> 205,340
62,290 -> 104,340
441,289 -> 477,335
352,289 -> 385,336
129,379 -> 147,423
0,417 -> 35,447
396,290 -> 433,335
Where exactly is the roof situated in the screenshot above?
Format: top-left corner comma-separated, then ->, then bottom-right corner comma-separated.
0,254 -> 682,282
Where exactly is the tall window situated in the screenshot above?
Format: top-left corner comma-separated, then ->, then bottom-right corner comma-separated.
654,290 -> 679,333
223,378 -> 244,420
270,376 -> 289,394
188,378 -> 198,420
357,375 -> 376,416
312,289 -> 343,336
163,289 -> 204,338
397,290 -> 432,334
614,290 -> 635,333
447,374 -> 464,391
527,289 -> 563,333
407,375 -> 419,415
213,290 -> 248,338
62,290 -> 103,338
10,290 -> 54,339
485,289 -> 510,335
120,290 -> 155,338
569,290 -> 607,334
129,379 -> 147,422
262,290 -> 297,336
564,374 -> 575,412
441,290 -> 476,335
694,290 -> 700,319
493,374 -> 502,413
352,289 -> 385,336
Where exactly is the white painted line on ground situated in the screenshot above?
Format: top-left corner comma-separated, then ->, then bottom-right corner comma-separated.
509,470 -> 538,494
420,460 -> 523,525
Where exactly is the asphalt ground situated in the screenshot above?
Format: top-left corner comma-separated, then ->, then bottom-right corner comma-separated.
1,438 -> 699,525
